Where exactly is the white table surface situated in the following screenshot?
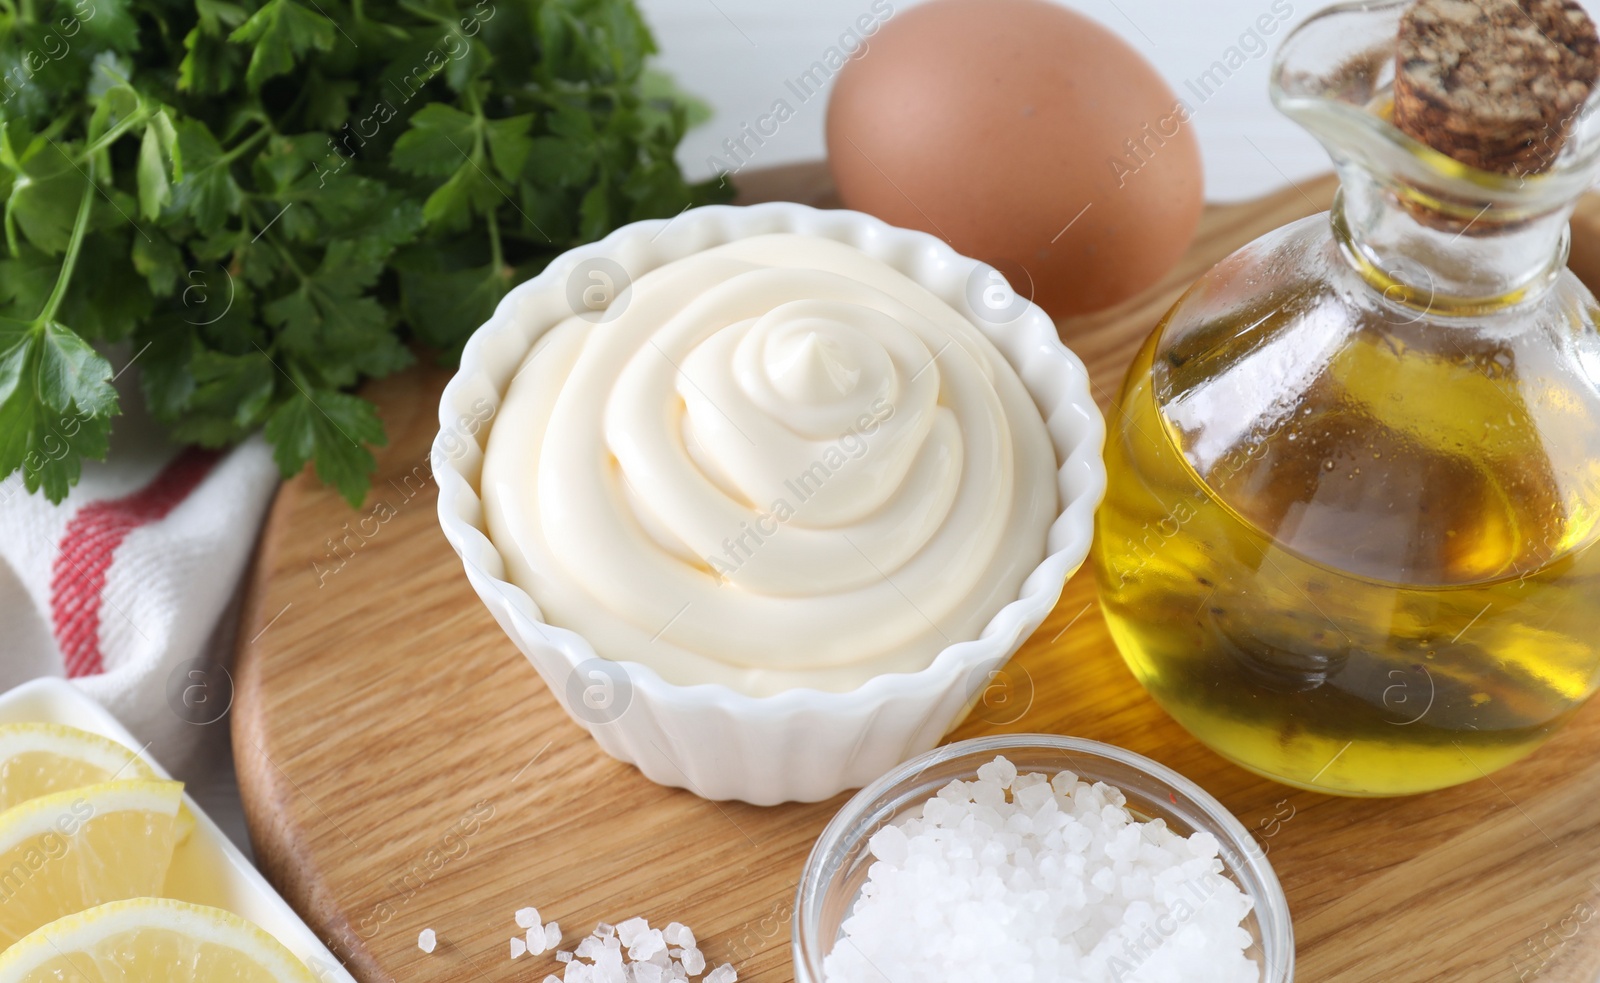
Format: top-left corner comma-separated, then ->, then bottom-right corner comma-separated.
641,0 -> 1600,202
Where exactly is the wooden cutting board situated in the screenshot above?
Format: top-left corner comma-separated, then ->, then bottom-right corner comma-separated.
234,166 -> 1600,983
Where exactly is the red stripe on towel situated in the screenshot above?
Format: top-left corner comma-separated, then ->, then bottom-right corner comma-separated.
50,449 -> 220,677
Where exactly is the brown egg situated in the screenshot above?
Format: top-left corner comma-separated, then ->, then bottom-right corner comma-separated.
827,0 -> 1203,320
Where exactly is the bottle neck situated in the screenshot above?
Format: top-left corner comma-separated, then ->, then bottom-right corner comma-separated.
1331,160 -> 1574,315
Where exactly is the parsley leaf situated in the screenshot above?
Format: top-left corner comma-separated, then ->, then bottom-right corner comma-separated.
137,124 -> 171,219
167,348 -> 275,445
485,115 -> 534,182
390,103 -> 477,178
263,386 -> 384,507
170,120 -> 243,232
0,319 -> 118,502
228,0 -> 336,89
5,146 -> 83,255
394,245 -> 515,359
77,0 -> 142,52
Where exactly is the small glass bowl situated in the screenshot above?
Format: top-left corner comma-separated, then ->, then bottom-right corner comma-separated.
792,734 -> 1294,982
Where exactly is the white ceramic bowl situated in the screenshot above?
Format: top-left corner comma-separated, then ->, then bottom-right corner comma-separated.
433,203 -> 1106,805
0,678 -> 356,983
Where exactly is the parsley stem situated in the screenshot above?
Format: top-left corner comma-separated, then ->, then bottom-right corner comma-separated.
80,109 -> 150,160
38,158 -> 96,327
487,208 -> 503,273
397,0 -> 451,27
266,234 -> 306,279
219,124 -> 273,165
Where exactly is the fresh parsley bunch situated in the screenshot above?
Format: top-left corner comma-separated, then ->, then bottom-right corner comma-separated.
0,0 -> 725,505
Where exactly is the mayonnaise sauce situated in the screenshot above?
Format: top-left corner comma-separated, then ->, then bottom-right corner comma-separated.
482,234 -> 1056,695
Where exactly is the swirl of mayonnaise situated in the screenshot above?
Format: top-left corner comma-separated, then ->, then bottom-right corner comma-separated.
482,233 -> 1057,696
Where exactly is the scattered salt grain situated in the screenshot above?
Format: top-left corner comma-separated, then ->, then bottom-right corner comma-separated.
821,755 -> 1259,983
616,917 -> 650,947
417,929 -> 436,954
499,907 -> 736,982
530,917 -> 738,982
663,923 -> 695,949
629,928 -> 667,961
680,948 -> 706,975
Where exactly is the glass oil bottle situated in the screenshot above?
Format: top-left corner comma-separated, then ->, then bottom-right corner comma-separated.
1093,2 -> 1600,795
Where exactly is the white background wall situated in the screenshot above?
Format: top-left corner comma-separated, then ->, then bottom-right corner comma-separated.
637,0 -> 1596,202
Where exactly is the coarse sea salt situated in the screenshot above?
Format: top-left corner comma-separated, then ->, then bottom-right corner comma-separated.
821,756 -> 1259,983
515,911 -> 737,983
663,923 -> 695,949
417,928 -> 436,954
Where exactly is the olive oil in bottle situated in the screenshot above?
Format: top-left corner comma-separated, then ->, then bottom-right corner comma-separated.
1095,301 -> 1600,795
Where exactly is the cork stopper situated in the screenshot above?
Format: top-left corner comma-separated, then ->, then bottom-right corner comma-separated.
1393,0 -> 1600,175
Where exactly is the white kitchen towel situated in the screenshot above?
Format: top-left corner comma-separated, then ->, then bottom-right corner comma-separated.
0,392 -> 278,790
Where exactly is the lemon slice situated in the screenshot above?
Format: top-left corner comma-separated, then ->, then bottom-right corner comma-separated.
0,724 -> 192,846
0,724 -> 157,811
0,897 -> 319,982
0,780 -> 183,949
